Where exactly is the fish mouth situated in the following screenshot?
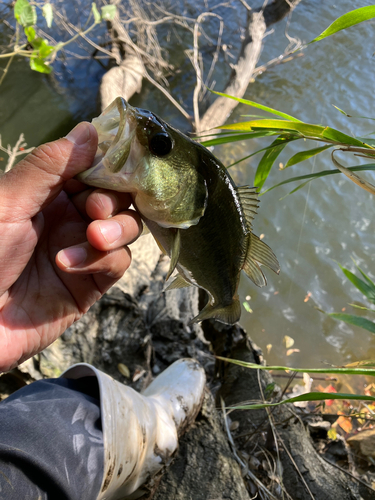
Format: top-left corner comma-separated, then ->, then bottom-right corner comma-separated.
76,97 -> 139,190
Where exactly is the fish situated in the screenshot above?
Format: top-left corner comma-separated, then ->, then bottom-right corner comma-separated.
77,97 -> 279,325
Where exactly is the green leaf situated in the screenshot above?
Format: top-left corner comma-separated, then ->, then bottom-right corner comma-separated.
216,356 -> 375,376
254,136 -> 295,189
309,6 -> 375,44
219,119 -> 369,148
14,0 -> 37,27
349,303 -> 375,312
210,90 -> 301,122
332,105 -> 375,122
356,137 -> 375,146
230,392 -> 375,411
24,26 -> 35,43
261,164 -> 375,195
201,131 -> 277,147
285,145 -> 332,168
325,312 -> 375,334
336,262 -> 375,304
352,260 -> 375,288
101,5 -> 117,21
30,38 -> 54,58
92,3 -> 101,23
42,3 -> 53,28
30,56 -> 52,74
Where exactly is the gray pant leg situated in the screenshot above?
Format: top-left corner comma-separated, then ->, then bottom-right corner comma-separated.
0,377 -> 104,500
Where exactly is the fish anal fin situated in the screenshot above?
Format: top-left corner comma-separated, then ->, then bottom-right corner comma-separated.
249,234 -> 280,274
190,296 -> 241,325
243,254 -> 267,287
164,274 -> 192,291
166,229 -> 181,281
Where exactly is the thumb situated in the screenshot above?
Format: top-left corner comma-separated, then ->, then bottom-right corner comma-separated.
0,122 -> 98,221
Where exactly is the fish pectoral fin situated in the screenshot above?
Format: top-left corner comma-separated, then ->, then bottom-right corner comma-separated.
190,296 -> 241,325
243,233 -> 280,287
237,186 -> 259,230
166,229 -> 181,281
164,274 -> 192,291
141,221 -> 150,236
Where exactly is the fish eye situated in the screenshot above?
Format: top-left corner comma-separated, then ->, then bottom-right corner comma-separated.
149,132 -> 173,157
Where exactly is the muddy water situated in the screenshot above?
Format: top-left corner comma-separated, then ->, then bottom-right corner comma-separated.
0,0 -> 374,374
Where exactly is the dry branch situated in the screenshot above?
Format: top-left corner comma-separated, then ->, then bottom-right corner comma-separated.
198,0 -> 302,132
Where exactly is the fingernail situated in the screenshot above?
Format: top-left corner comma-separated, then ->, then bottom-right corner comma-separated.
58,247 -> 87,268
99,220 -> 122,244
65,122 -> 91,146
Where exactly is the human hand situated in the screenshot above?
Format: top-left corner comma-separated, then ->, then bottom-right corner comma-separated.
0,122 -> 142,373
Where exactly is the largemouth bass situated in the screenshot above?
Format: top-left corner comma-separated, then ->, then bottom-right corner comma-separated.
77,97 -> 279,324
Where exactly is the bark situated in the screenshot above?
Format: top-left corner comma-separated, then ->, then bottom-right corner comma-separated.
198,0 -> 301,132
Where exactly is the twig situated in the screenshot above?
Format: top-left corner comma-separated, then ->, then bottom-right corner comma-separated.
221,397 -> 280,500
0,134 -> 34,172
320,455 -> 375,494
332,150 -> 375,196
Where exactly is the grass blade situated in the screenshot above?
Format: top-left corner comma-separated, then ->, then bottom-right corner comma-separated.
209,90 -> 301,122
261,164 -> 375,195
230,392 -> 375,411
324,312 -> 375,334
285,144 -> 333,168
216,356 -> 375,376
336,262 -> 375,304
254,136 -> 294,189
200,131 -> 277,147
219,120 -> 369,148
309,6 -> 375,44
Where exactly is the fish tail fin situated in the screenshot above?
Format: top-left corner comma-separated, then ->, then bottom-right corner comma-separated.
243,233 -> 280,287
190,296 -> 241,325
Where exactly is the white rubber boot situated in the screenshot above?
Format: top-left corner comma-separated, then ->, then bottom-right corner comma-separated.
61,359 -> 206,500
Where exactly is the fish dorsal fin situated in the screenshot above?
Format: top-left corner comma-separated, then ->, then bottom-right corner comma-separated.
166,229 -> 181,281
237,186 -> 259,230
243,233 -> 280,286
164,274 -> 192,291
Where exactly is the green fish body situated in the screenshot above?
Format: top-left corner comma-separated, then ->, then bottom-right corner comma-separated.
77,97 -> 279,325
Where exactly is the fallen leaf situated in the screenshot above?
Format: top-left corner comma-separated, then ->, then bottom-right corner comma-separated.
328,428 -> 337,440
266,344 -> 272,354
286,348 -> 300,356
259,234 -> 265,240
336,415 -> 353,434
304,292 -> 312,303
274,291 -> 279,295
118,363 -> 130,378
341,307 -> 346,312
283,335 -> 294,349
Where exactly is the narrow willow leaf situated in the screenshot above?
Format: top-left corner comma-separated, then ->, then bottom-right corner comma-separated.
216,356 -> 375,376
325,312 -> 375,334
91,3 -> 101,23
261,164 -> 375,195
285,145 -> 332,168
309,6 -> 375,44
230,392 -> 375,411
336,263 -> 375,304
210,90 -> 301,122
352,259 -> 375,288
345,360 -> 375,368
101,5 -> 117,20
201,131 -> 277,147
42,3 -> 53,28
254,137 -> 292,189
